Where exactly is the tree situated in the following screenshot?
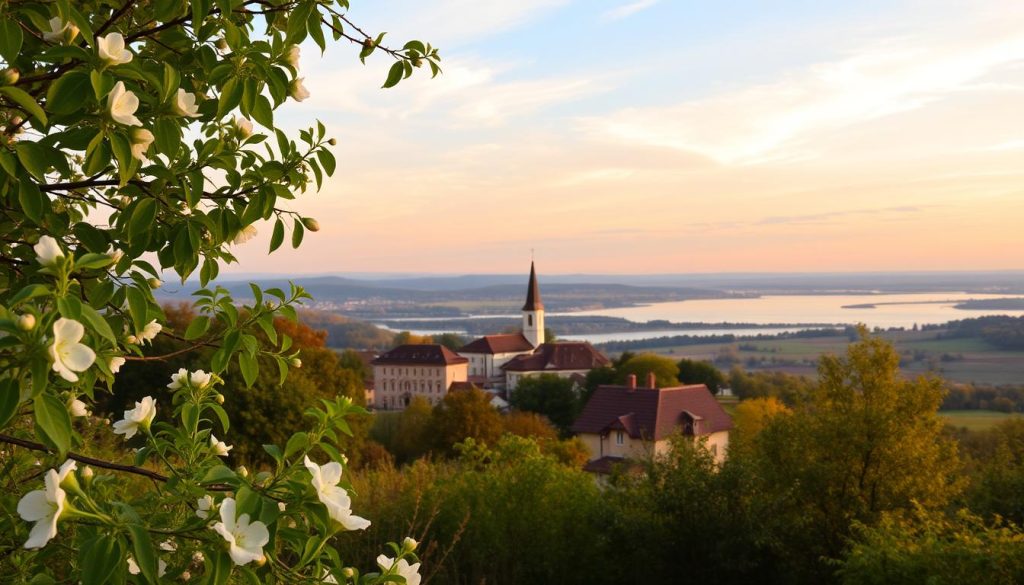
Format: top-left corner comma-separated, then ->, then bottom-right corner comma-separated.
748,330 -> 962,580
432,387 -> 503,453
676,358 -> 726,394
731,396 -> 791,450
617,353 -> 680,387
392,396 -> 434,463
432,332 -> 467,351
509,374 -> 579,434
0,1 -> 439,582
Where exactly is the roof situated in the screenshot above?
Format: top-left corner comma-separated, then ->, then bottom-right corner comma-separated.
459,333 -> 535,354
501,342 -> 610,372
522,261 -> 544,311
571,384 -> 732,441
371,344 -> 468,366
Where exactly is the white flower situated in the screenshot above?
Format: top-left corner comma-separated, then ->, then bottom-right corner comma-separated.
196,495 -> 215,519
190,370 -> 212,389
43,17 -> 79,43
107,81 -> 141,126
128,557 -> 167,577
97,33 -> 133,66
234,116 -> 253,139
109,356 -> 126,374
376,556 -> 421,585
210,434 -> 232,457
232,225 -> 257,245
289,78 -> 310,102
112,396 -> 156,440
16,467 -> 68,549
129,128 -> 154,161
69,399 -> 89,418
107,246 -> 124,263
284,45 -> 301,69
211,498 -> 269,566
138,320 -> 162,344
172,88 -> 201,118
159,539 -> 177,552
49,318 -> 96,383
277,502 -> 286,512
303,456 -> 370,531
167,368 -> 189,390
34,236 -> 64,266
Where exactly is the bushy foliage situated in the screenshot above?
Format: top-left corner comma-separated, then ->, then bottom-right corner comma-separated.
676,357 -> 726,393
0,1 -> 439,582
508,373 -> 579,434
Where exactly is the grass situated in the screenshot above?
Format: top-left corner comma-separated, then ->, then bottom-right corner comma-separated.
940,410 -> 1021,432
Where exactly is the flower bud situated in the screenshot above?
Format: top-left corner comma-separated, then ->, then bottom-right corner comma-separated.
301,217 -> 320,232
2,68 -> 18,85
148,278 -> 162,289
181,571 -> 191,581
236,465 -> 249,478
255,555 -> 266,567
216,37 -> 229,52
402,537 -> 418,552
362,38 -> 375,50
16,313 -> 36,331
289,357 -> 302,368
215,393 -> 225,404
126,334 -> 138,344
412,58 -> 423,68
191,551 -> 204,564
342,568 -> 355,578
81,466 -> 94,481
327,138 -> 337,146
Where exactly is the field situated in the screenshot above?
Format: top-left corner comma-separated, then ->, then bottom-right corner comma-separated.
940,410 -> 1021,431
634,329 -> 1024,386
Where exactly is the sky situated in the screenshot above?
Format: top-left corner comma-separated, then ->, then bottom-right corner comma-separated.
225,0 -> 1024,275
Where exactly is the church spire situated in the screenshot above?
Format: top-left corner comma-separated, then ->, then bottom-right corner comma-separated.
522,261 -> 544,311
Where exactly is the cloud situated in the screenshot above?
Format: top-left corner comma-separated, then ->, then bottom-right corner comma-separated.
602,0 -> 659,22
580,22 -> 1024,165
379,0 -> 573,47
757,206 -> 926,226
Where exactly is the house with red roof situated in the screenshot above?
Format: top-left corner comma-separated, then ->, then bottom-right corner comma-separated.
502,341 -> 610,391
572,373 -> 733,474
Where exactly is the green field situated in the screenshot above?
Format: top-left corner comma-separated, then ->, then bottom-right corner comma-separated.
940,410 -> 1021,431
639,329 -> 1024,386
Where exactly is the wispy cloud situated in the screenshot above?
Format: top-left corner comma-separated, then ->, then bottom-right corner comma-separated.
757,206 -> 926,226
581,22 -> 1024,165
602,0 -> 659,22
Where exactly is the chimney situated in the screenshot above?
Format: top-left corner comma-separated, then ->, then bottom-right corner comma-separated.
626,374 -> 637,392
646,372 -> 657,389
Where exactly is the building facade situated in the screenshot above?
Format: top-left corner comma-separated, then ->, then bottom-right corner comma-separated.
502,341 -> 610,391
371,344 -> 468,409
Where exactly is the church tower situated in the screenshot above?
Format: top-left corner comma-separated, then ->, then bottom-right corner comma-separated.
522,262 -> 545,348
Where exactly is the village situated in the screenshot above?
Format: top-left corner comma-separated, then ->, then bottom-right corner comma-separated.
364,263 -> 733,474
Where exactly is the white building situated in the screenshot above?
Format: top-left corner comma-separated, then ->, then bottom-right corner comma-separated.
371,344 -> 468,409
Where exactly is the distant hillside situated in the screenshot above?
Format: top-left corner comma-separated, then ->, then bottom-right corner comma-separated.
298,310 -> 395,349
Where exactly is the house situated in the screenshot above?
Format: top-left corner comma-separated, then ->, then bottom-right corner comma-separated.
371,344 -> 468,409
502,341 -> 610,391
458,261 -> 546,389
572,373 -> 732,474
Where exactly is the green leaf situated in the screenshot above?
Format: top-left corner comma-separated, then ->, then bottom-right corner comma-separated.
1,86 -> 47,126
127,525 -> 159,585
0,18 -> 23,63
35,393 -> 72,456
291,219 -> 304,249
15,142 -> 49,180
161,63 -> 179,103
0,378 -> 21,429
205,550 -> 234,585
239,351 -> 258,387
46,71 -> 91,115
0,149 -> 16,177
317,149 -> 336,175
80,534 -> 122,585
218,77 -> 243,117
57,295 -> 83,320
209,403 -> 231,433
10,284 -> 50,306
252,95 -> 273,129
269,218 -> 285,252
201,464 -> 236,484
80,304 -> 116,344
382,61 -> 405,89
284,431 -> 308,459
129,199 -> 158,242
153,117 -> 181,156
126,285 -> 149,330
76,252 -> 114,270
109,132 -> 134,185
90,70 -> 113,102
18,179 -> 44,224
184,315 -> 211,340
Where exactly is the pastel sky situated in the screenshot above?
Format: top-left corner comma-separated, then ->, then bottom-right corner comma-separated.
226,0 -> 1024,275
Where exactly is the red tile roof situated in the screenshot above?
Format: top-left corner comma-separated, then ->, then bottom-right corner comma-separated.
458,333 -> 534,354
371,344 -> 468,366
572,384 -> 732,440
501,342 -> 610,372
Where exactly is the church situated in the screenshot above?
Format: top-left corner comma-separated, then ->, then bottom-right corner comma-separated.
371,263 -> 609,410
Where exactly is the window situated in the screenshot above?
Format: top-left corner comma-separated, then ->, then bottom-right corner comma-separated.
615,431 -> 624,445
528,314 -> 533,326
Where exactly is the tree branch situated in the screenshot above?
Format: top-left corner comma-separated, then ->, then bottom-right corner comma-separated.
0,432 -> 231,490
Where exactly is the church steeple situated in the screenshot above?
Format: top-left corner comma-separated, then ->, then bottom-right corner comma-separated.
521,262 -> 545,347
522,261 -> 544,311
